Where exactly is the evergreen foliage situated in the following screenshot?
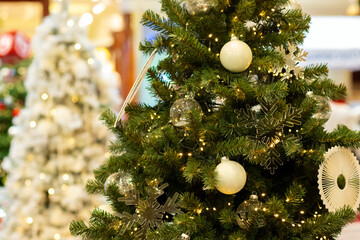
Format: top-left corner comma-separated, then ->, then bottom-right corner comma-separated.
71,0 -> 360,239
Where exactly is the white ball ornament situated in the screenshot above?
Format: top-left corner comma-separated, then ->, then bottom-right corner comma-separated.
215,156 -> 247,195
220,37 -> 253,73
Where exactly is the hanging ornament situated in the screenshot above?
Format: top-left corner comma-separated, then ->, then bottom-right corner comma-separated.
284,0 -> 302,11
236,193 -> 266,229
273,43 -> 307,80
0,102 -> 5,110
170,96 -> 202,127
215,157 -> 247,195
318,146 -> 360,212
220,37 -> 252,73
12,108 -> 20,117
104,172 -> 135,195
0,31 -> 31,65
306,91 -> 332,122
184,0 -> 217,15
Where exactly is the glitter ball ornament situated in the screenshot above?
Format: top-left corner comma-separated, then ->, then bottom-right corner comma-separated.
236,194 -> 266,229
215,157 -> 247,195
306,91 -> 332,122
170,97 -> 202,127
184,0 -> 217,15
220,37 -> 252,73
104,172 -> 135,195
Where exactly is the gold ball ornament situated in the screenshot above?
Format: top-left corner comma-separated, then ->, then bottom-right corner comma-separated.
215,157 -> 247,195
220,37 -> 253,73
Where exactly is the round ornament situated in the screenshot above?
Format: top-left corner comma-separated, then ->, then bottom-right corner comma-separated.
104,172 -> 135,195
170,97 -> 202,127
184,0 -> 217,15
318,146 -> 360,212
306,91 -> 332,122
12,108 -> 20,117
0,102 -> 5,110
0,31 -> 30,65
220,37 -> 252,73
215,157 -> 247,195
236,193 -> 266,229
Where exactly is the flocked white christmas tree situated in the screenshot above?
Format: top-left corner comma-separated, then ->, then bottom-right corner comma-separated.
1,7 -> 121,240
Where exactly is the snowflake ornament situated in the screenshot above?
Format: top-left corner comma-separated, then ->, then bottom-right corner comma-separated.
273,43 -> 308,81
236,99 -> 302,174
117,179 -> 182,239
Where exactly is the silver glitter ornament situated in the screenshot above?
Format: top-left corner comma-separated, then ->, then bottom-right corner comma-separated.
104,172 -> 135,195
306,91 -> 332,122
236,194 -> 266,229
170,97 -> 202,127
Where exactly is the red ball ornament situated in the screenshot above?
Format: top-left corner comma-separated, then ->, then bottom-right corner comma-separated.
0,102 -> 5,111
12,108 -> 21,117
0,31 -> 31,65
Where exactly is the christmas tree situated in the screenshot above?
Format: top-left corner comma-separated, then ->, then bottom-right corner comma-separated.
0,61 -> 28,185
2,10 -> 121,240
71,0 -> 360,239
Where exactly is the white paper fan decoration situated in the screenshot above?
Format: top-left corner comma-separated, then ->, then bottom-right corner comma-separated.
318,146 -> 360,212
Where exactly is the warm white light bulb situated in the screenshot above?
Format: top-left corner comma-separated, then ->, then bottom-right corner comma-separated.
92,3 -> 106,14
26,217 -> 33,224
87,58 -> 95,65
74,43 -> 82,50
67,19 -> 74,27
48,188 -> 55,195
29,121 -> 37,128
63,174 -> 70,181
41,93 -> 48,100
79,13 -> 93,27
